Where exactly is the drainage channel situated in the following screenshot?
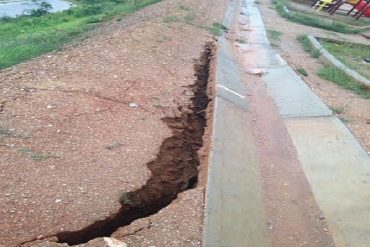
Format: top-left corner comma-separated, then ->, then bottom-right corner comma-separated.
50,42 -> 215,246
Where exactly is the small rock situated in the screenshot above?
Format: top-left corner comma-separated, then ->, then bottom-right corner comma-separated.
103,237 -> 127,247
319,215 -> 325,220
245,68 -> 266,76
46,105 -> 53,109
129,103 -> 139,108
55,199 -> 62,203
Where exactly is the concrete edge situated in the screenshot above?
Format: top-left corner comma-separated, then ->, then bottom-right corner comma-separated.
202,0 -> 240,246
307,34 -> 370,88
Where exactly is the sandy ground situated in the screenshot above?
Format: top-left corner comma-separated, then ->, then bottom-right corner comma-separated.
0,0 -> 226,245
258,0 -> 370,154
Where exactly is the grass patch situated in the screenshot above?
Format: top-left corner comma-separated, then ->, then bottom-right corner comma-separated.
338,115 -> 350,123
319,39 -> 370,79
164,13 -> 228,37
330,106 -> 344,114
0,126 -> 31,140
235,37 -> 247,43
205,22 -> 228,36
272,0 -> 364,34
267,29 -> 282,46
17,146 -> 57,161
178,4 -> 192,11
119,192 -> 133,205
0,0 -> 161,69
297,35 -> 321,58
164,15 -> 181,23
297,68 -> 308,76
318,66 -> 370,99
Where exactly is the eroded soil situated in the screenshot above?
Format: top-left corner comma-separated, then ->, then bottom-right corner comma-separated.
0,0 -> 226,245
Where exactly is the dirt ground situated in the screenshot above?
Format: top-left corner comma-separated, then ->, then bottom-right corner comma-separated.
0,0 -> 226,246
258,0 -> 370,154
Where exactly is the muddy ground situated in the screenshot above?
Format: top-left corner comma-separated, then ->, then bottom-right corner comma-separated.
0,0 -> 226,246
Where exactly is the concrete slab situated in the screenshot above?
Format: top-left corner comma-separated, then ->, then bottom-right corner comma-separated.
217,37 -> 246,98
203,5 -> 270,244
238,43 -> 285,68
241,0 -> 266,29
222,0 -> 239,29
216,37 -> 248,110
203,97 -> 271,247
263,65 -> 332,118
285,117 -> 370,246
238,0 -> 330,118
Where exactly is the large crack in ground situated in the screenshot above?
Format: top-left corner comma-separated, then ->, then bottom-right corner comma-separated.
53,42 -> 215,246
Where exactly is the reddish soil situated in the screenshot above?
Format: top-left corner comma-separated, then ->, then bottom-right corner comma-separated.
245,75 -> 335,247
222,8 -> 335,245
0,0 -> 226,245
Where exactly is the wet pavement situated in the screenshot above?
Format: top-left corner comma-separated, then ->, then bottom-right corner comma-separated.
204,0 -> 370,246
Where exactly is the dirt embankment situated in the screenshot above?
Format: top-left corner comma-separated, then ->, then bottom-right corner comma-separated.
0,0 -> 226,246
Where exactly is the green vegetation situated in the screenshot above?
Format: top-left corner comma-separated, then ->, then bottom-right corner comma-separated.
329,106 -> 349,122
330,106 -> 344,114
119,192 -> 133,205
17,146 -> 57,161
338,115 -> 350,123
164,9 -> 228,37
178,4 -> 192,11
28,0 -> 53,17
297,35 -> 321,58
235,37 -> 247,43
267,29 -> 282,46
205,22 -> 228,36
0,126 -> 30,140
297,68 -> 308,76
0,0 -> 161,69
272,0 -> 364,34
164,15 -> 181,23
318,66 -> 370,99
319,39 -> 370,79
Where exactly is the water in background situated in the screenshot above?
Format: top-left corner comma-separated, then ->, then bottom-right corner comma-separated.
0,0 -> 71,17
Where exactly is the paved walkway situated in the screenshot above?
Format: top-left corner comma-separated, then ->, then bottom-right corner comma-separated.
203,0 -> 370,246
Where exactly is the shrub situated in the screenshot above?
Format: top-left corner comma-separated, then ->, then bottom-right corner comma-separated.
28,1 -> 52,17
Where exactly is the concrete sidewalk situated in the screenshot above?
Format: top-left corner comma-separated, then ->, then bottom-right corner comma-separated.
203,0 -> 370,246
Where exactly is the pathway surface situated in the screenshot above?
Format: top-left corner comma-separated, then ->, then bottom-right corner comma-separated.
204,0 -> 370,246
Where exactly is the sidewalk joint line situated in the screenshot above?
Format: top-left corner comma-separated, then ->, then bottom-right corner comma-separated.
217,85 -> 246,99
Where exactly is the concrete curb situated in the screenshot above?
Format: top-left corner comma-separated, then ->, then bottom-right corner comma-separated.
307,34 -> 370,88
202,0 -> 272,246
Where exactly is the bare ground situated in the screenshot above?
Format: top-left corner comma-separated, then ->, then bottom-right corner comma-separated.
258,0 -> 370,154
0,0 -> 226,245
